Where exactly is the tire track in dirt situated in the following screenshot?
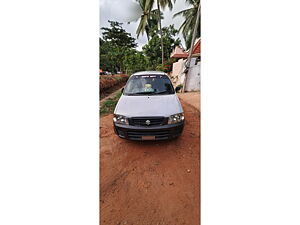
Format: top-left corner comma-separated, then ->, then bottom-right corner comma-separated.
100,99 -> 200,225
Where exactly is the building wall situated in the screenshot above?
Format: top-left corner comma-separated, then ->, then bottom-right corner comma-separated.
170,59 -> 185,87
171,57 -> 201,91
185,58 -> 200,92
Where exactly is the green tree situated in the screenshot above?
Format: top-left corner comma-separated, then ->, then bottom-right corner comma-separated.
136,0 -> 176,65
173,0 -> 201,48
101,21 -> 137,48
100,40 -> 123,72
142,25 -> 180,69
123,50 -> 149,74
100,21 -> 137,73
135,0 -> 163,40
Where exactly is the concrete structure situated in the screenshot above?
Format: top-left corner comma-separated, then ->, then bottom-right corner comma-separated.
185,57 -> 201,92
170,38 -> 201,91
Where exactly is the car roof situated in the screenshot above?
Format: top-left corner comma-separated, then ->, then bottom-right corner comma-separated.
132,71 -> 167,76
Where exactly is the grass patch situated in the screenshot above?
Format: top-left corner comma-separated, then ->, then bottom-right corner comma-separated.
100,90 -> 122,116
104,99 -> 117,108
100,107 -> 109,114
115,91 -> 122,99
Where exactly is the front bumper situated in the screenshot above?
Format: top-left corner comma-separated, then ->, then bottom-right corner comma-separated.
113,121 -> 184,141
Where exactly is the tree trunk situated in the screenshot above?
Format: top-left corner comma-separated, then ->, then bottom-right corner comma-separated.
182,2 -> 201,92
157,0 -> 164,66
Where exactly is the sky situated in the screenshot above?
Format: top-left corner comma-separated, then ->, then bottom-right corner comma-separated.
99,0 -> 190,50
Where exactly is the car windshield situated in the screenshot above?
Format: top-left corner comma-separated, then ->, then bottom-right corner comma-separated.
123,74 -> 175,95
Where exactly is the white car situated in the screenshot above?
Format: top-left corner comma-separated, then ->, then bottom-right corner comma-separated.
113,71 -> 184,141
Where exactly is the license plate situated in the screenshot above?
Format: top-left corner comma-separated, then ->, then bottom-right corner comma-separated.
142,136 -> 155,140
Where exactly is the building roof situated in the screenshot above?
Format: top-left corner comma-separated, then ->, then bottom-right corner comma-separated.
170,38 -> 201,59
190,38 -> 201,56
170,46 -> 188,58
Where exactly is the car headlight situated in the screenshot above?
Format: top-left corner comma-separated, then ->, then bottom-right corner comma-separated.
168,113 -> 184,124
113,114 -> 129,125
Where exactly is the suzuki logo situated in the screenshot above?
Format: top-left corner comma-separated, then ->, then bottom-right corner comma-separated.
145,120 -> 151,125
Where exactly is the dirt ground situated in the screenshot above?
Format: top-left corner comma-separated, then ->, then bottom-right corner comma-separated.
100,81 -> 127,100
100,93 -> 200,225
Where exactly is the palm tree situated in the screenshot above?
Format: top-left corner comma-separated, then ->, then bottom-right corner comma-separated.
173,0 -> 200,48
136,7 -> 162,40
136,0 -> 175,65
136,0 -> 151,39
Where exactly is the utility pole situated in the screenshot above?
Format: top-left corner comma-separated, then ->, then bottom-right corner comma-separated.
182,2 -> 201,92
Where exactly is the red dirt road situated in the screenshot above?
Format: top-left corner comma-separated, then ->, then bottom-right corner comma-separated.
100,97 -> 200,225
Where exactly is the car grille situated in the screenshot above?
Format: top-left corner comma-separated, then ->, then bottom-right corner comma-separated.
127,130 -> 170,140
129,117 -> 166,127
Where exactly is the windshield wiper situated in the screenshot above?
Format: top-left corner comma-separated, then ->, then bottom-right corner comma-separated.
154,90 -> 171,94
129,91 -> 156,95
127,91 -> 172,95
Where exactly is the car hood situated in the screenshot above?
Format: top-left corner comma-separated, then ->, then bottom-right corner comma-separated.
114,94 -> 183,117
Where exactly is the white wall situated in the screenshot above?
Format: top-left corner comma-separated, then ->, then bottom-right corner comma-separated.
185,58 -> 201,91
171,57 -> 201,91
170,58 -> 185,87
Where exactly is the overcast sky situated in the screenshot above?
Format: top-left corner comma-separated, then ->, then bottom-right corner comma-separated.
99,0 -> 190,50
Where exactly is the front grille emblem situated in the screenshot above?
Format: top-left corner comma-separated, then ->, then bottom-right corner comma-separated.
145,120 -> 151,125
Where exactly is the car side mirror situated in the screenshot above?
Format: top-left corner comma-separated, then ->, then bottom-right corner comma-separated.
175,86 -> 182,93
121,88 -> 124,93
